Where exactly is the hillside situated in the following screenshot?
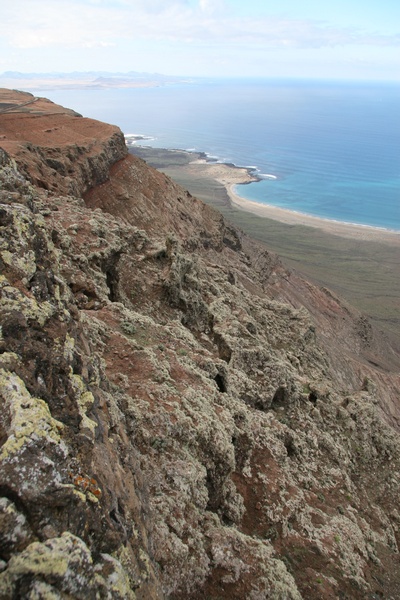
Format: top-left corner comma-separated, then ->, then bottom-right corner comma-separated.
1,89 -> 400,599
128,145 -> 400,344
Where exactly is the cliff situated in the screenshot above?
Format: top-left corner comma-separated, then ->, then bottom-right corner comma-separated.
1,88 -> 400,599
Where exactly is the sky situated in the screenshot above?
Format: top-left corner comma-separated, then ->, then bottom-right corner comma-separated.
1,0 -> 400,81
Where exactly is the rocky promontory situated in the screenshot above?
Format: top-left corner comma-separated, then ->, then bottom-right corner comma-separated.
1,89 -> 400,599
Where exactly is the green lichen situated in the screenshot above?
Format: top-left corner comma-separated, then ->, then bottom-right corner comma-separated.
0,249 -> 37,281
121,320 -> 137,336
113,544 -> 142,590
0,352 -> 20,370
72,489 -> 87,503
0,276 -> 55,327
95,554 -> 136,600
0,369 -> 64,460
22,580 -> 61,599
70,373 -> 97,436
86,491 -> 99,504
63,333 -> 75,362
0,530 -> 136,598
0,533 -> 95,597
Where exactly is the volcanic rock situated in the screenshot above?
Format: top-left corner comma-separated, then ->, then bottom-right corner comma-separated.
1,88 -> 400,599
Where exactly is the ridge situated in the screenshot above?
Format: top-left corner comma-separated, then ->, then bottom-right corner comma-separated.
1,88 -> 400,599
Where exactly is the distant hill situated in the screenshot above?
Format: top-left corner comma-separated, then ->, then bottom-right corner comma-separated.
0,70 -> 193,90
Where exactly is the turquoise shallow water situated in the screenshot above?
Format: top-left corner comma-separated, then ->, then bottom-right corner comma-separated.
41,79 -> 400,230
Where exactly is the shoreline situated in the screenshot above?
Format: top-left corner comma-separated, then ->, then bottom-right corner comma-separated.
128,142 -> 400,337
127,141 -> 400,245
187,156 -> 400,245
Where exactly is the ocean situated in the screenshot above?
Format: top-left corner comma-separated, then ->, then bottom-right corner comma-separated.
38,79 -> 400,230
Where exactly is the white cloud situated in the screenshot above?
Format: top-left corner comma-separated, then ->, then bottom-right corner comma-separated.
1,0 -> 399,54
198,0 -> 226,14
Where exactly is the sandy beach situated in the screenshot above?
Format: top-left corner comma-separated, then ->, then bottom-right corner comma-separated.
129,144 -> 400,335
189,158 -> 400,245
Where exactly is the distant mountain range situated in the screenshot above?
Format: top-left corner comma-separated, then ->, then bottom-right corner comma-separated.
0,70 -> 193,90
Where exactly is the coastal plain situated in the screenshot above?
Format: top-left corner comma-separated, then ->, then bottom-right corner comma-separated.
129,145 -> 400,343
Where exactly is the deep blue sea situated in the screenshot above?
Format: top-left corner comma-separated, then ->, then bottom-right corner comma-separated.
39,79 -> 400,230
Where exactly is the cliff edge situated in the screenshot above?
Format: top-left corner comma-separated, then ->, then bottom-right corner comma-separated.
1,89 -> 400,599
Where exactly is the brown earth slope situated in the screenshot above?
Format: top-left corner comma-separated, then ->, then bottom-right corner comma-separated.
0,88 -> 400,599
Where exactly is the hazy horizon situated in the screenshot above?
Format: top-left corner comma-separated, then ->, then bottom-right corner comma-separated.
1,72 -> 400,90
1,1 -> 399,82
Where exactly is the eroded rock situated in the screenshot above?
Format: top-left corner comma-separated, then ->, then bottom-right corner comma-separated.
1,90 -> 400,599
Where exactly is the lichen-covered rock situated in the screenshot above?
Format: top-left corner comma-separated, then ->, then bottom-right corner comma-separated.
1,90 -> 400,599
0,498 -> 35,561
0,532 -> 135,599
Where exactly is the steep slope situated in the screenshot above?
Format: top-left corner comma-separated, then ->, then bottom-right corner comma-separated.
1,89 -> 400,599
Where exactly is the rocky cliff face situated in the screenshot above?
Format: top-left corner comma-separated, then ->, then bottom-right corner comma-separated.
1,89 -> 400,599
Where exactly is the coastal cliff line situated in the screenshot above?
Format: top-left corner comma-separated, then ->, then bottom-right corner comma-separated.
1,88 -> 400,599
